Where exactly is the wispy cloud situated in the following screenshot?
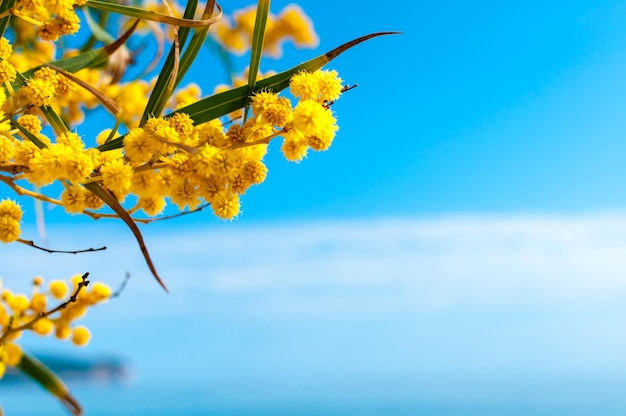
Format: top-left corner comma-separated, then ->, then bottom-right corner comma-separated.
4,212 -> 626,318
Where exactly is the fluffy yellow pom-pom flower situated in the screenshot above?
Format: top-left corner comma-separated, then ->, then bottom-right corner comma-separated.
71,326 -> 91,346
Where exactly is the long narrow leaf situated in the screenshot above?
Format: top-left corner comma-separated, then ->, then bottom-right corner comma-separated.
140,0 -> 200,125
40,106 -> 70,136
83,182 -> 168,292
82,7 -> 116,43
17,351 -> 82,416
177,32 -> 400,124
99,32 -> 398,151
244,0 -> 270,121
0,0 -> 17,38
11,119 -> 48,149
173,1 -> 220,90
86,0 -> 220,28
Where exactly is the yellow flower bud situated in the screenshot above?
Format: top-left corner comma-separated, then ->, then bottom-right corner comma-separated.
5,342 -> 22,366
49,280 -> 68,299
55,324 -> 71,340
32,318 -> 54,336
71,326 -> 91,346
90,282 -> 112,302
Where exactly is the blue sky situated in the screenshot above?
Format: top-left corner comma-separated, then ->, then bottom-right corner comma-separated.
220,0 -> 626,221
5,1 -> 626,414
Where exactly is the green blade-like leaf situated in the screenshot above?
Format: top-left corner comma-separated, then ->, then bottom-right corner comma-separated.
0,0 -> 17,38
86,0 -> 220,28
244,0 -> 270,121
17,351 -> 82,416
11,119 -> 48,149
40,106 -> 70,135
176,32 -> 400,124
173,1 -> 220,90
82,7 -> 115,44
140,0 -> 200,125
98,32 -> 399,151
83,182 -> 168,292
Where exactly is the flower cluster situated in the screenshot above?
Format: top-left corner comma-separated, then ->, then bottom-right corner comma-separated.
0,1 -> 363,407
10,0 -> 86,41
0,68 -> 342,224
0,274 -> 111,378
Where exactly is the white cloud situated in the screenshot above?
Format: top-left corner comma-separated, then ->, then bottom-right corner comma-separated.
4,212 -> 626,319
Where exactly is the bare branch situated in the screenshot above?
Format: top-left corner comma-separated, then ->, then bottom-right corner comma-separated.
17,239 -> 107,255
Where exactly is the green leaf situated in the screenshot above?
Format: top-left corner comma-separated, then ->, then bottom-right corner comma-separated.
86,0 -> 220,28
140,0 -> 201,125
98,32 -> 399,152
82,7 -> 116,44
17,351 -> 82,416
40,106 -> 70,135
173,1 -> 220,90
0,0 -> 17,38
11,119 -> 48,149
244,0 -> 271,122
176,32 -> 400,124
83,182 -> 168,292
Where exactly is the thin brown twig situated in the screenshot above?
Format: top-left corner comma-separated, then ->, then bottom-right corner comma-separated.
324,84 -> 358,109
142,202 -> 211,223
17,239 -> 107,254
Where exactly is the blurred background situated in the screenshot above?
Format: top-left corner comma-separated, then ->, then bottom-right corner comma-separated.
4,0 -> 626,414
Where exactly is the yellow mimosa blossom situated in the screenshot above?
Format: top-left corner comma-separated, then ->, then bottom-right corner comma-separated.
5,343 -> 22,366
48,280 -> 68,299
71,326 -> 91,346
211,188 -> 240,220
100,158 -> 133,197
0,200 -> 22,244
0,206 -> 19,227
61,185 -> 87,214
0,38 -> 12,60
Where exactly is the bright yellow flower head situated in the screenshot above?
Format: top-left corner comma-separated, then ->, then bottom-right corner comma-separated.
211,189 -> 240,220
0,38 -> 13,60
0,199 -> 22,222
49,280 -> 68,299
71,326 -> 91,346
22,78 -> 56,107
100,158 -> 133,197
0,137 -> 15,163
5,343 -> 22,366
61,185 -> 87,214
291,100 -> 336,137
0,60 -> 17,83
